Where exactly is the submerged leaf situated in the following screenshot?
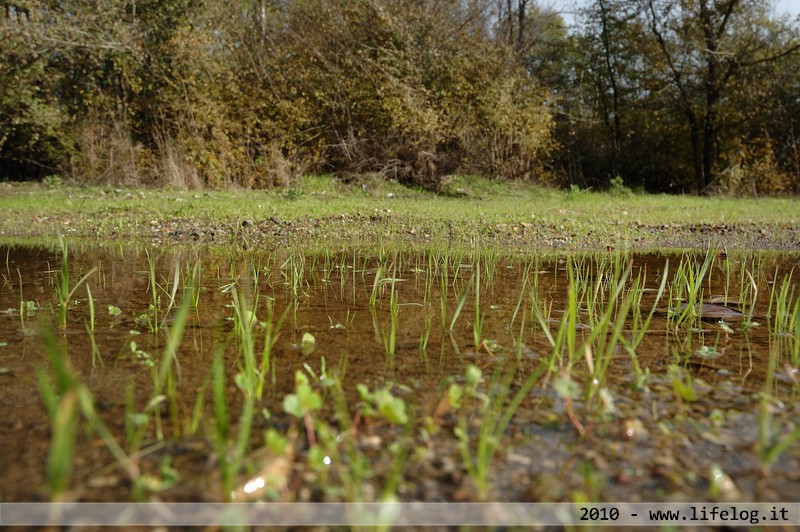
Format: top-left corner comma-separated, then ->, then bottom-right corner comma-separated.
553,377 -> 581,400
695,345 -> 721,359
230,439 -> 295,502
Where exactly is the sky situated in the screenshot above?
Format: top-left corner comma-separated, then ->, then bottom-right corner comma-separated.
774,0 -> 800,16
548,0 -> 800,27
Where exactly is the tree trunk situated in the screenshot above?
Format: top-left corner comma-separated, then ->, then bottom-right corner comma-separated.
506,0 -> 514,45
688,114 -> 704,193
598,0 -> 622,161
517,0 -> 528,52
700,0 -> 721,191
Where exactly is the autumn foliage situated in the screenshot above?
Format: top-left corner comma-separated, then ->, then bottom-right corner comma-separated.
1,0 -> 798,193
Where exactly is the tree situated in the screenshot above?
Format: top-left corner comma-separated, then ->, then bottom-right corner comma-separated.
567,0 -> 800,192
644,0 -> 800,191
0,2 -> 75,179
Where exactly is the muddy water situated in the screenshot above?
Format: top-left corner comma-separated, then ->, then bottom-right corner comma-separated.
1,244 -> 798,503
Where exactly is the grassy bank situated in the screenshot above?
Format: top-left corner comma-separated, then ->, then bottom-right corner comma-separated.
1,176 -> 798,250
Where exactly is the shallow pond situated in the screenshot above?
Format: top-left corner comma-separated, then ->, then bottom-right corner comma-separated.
1,243 -> 799,505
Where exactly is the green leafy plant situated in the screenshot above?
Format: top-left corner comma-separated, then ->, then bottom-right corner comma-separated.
356,384 -> 409,425
283,370 -> 323,447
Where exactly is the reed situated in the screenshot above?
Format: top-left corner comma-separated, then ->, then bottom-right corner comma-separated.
54,237 -> 97,329
84,284 -> 103,367
473,253 -> 484,349
454,356 -> 553,500
37,327 -> 132,499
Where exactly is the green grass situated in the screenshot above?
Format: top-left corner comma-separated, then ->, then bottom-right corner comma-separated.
453,359 -> 552,500
53,237 -> 97,329
1,176 -> 798,251
37,327 -> 134,500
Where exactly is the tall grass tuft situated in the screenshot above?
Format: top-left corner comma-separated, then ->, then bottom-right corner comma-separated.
53,237 -> 97,329
668,249 -> 715,330
84,284 -> 103,367
453,356 -> 553,500
37,327 -> 132,499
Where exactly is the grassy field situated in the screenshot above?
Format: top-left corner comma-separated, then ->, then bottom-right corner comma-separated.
0,175 -> 798,250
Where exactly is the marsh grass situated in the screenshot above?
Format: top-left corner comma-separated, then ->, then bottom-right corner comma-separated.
143,249 -> 182,333
419,310 -> 433,351
122,262 -> 198,448
16,268 -> 27,331
212,267 -> 295,499
627,260 -> 669,345
768,271 -> 795,330
453,357 -> 552,500
530,255 -> 669,416
449,272 -> 473,332
382,281 -> 399,366
756,331 -> 800,471
53,237 -> 97,329
281,253 -> 308,301
473,254 -> 484,349
260,297 -> 290,392
37,327 -> 132,499
152,262 -> 196,440
84,284 -> 102,367
211,353 -> 241,500
18,242 -> 800,504
668,249 -> 715,330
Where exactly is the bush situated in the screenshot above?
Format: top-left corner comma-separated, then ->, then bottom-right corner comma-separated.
1,0 -> 556,189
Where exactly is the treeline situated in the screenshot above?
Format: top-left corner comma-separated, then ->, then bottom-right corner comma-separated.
1,0 -> 798,194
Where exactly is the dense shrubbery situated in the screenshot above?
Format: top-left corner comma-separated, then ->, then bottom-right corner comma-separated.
1,0 -> 798,193
0,0 -> 553,189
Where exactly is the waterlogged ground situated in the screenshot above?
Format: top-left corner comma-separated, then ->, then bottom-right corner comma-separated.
1,243 -> 799,505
